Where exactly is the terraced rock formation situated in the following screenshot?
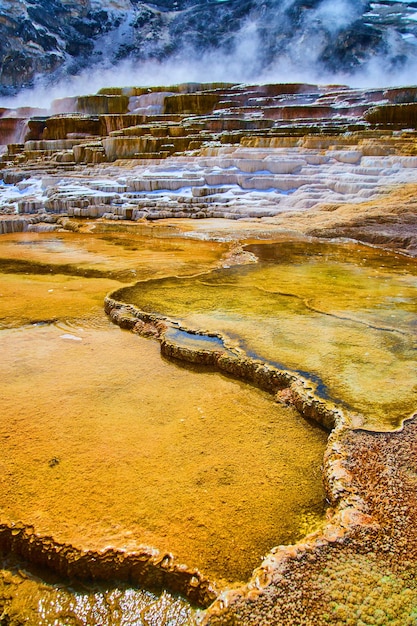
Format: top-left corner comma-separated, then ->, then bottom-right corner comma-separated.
1,81 -> 417,254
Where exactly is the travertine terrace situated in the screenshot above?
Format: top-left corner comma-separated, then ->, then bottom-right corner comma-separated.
0,82 -> 416,251
0,82 -> 417,625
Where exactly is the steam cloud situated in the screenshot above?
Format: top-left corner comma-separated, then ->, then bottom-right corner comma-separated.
2,0 -> 417,109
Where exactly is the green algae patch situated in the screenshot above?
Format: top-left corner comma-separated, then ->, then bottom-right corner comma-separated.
318,552 -> 417,625
115,240 -> 417,431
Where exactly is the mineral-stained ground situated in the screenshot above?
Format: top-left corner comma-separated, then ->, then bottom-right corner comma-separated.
0,82 -> 416,625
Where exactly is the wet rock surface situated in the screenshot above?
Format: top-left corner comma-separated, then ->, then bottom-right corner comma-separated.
0,523 -> 217,608
0,554 -> 196,625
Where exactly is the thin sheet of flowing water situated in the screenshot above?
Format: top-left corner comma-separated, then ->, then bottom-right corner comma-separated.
117,240 -> 417,430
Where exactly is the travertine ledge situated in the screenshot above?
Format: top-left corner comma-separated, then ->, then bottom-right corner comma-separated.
0,522 -> 218,608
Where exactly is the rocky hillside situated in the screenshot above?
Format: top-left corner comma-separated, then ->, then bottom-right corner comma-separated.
1,0 -> 417,96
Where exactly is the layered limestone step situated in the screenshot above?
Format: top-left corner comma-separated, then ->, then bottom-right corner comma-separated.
42,115 -> 101,140
0,86 -> 401,156
2,83 -> 417,167
5,139 -> 417,220
0,118 -> 29,144
1,82 -> 417,222
365,102 -> 417,127
102,135 -> 206,160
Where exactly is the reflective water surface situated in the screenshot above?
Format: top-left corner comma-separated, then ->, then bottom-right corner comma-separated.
1,555 -> 195,626
0,321 -> 326,582
0,225 -> 228,329
118,239 -> 417,430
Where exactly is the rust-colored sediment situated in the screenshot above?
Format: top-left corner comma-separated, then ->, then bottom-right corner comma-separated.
199,418 -> 417,625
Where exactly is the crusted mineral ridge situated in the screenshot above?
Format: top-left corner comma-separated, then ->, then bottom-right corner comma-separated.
0,523 -> 217,608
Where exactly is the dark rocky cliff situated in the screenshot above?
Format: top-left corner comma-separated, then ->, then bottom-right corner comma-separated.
1,0 -> 417,95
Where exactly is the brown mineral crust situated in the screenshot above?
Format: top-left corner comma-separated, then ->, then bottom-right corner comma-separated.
205,118 -> 274,132
0,213 -> 62,232
105,294 -> 340,431
43,115 -> 101,140
219,243 -> 258,266
0,523 -> 218,608
198,539 -> 374,625
132,318 -> 166,338
342,418 -> 417,558
260,105 -> 352,121
365,102 -> 417,127
199,418 -> 417,624
117,83 -> 236,99
288,381 -> 342,431
104,296 -> 164,327
101,133 -> 202,160
383,86 -> 417,103
99,114 -> 148,134
254,182 -> 417,258
0,118 -> 27,144
0,217 -> 27,233
306,193 -> 417,257
108,306 -> 139,330
313,221 -> 417,257
50,96 -> 79,115
244,83 -> 320,97
164,93 -> 224,115
76,95 -> 130,115
25,118 -> 47,141
161,335 -> 225,367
